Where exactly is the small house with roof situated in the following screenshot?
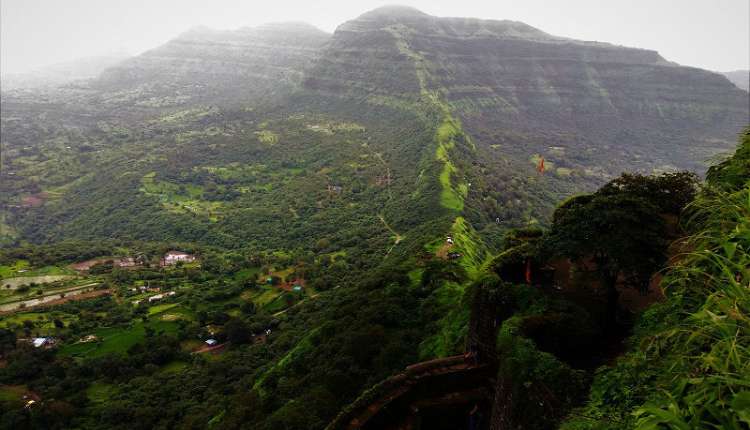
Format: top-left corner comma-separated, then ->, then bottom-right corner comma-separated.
161,251 -> 196,266
32,337 -> 54,348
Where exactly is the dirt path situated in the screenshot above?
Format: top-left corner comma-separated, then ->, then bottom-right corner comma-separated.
272,292 -> 321,317
272,285 -> 340,317
378,214 -> 404,256
0,286 -> 108,315
192,342 -> 227,354
436,242 -> 454,260
372,152 -> 393,199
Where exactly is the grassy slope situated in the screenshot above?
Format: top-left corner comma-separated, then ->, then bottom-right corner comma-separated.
383,26 -> 495,359
58,319 -> 179,358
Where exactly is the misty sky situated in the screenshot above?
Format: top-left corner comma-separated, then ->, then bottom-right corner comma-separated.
2,0 -> 748,75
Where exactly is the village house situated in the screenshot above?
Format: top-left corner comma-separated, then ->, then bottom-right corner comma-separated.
327,184 -> 343,194
161,250 -> 196,266
80,334 -> 99,343
147,291 -> 176,303
32,337 -> 55,348
115,257 -> 138,268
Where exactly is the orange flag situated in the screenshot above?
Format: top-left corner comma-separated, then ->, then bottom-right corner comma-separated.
525,259 -> 532,284
537,157 -> 545,174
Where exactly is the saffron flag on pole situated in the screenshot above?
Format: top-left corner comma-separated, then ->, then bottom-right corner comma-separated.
537,156 -> 545,174
525,259 -> 532,284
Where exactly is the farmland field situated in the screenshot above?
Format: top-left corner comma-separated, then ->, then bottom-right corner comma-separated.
58,319 -> 180,358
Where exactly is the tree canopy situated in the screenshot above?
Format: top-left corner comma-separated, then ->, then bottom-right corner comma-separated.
543,172 -> 697,329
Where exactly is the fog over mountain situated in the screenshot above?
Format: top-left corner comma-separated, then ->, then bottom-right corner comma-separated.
722,70 -> 750,91
2,0 -> 748,75
0,52 -> 131,91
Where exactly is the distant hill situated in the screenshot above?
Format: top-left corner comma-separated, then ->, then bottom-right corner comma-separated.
0,53 -> 130,91
93,22 -> 331,107
721,69 -> 749,91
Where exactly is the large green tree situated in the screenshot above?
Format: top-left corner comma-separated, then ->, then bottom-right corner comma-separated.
543,173 -> 697,330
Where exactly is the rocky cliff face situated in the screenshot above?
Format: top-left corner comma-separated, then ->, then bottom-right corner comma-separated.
305,6 -> 749,229
311,6 -> 746,148
95,22 -> 331,107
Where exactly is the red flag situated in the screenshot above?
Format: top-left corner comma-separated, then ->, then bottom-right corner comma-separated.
525,259 -> 532,284
537,157 -> 545,174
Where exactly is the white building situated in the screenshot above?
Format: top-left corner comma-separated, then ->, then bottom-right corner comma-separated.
32,337 -> 50,348
161,251 -> 196,266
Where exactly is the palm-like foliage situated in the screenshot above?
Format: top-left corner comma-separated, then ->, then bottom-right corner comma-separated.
634,186 -> 750,429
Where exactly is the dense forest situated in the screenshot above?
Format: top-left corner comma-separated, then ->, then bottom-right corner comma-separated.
0,131 -> 746,429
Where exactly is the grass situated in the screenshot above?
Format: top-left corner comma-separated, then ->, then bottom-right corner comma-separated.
326,251 -> 347,262
263,293 -> 295,313
448,216 -> 488,280
435,119 -> 465,211
181,339 -> 203,352
234,267 -> 261,282
140,172 -> 230,220
407,269 -> 423,287
631,187 -> 750,428
0,385 -> 30,404
306,121 -> 365,134
254,328 -> 321,396
160,360 -> 189,374
59,325 -> 146,358
1,274 -> 77,289
255,130 -> 279,145
386,24 -> 470,214
0,264 -> 74,280
418,280 -> 469,359
140,173 -> 203,200
0,260 -> 30,278
157,107 -> 216,124
58,319 -> 179,358
419,216 -> 490,359
0,311 -> 77,335
87,381 -> 117,404
147,303 -> 179,316
243,287 -> 282,307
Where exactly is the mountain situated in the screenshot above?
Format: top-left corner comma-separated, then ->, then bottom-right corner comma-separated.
307,5 -> 748,239
2,4 -> 747,266
0,52 -> 130,91
94,22 -> 331,107
721,69 -> 749,91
